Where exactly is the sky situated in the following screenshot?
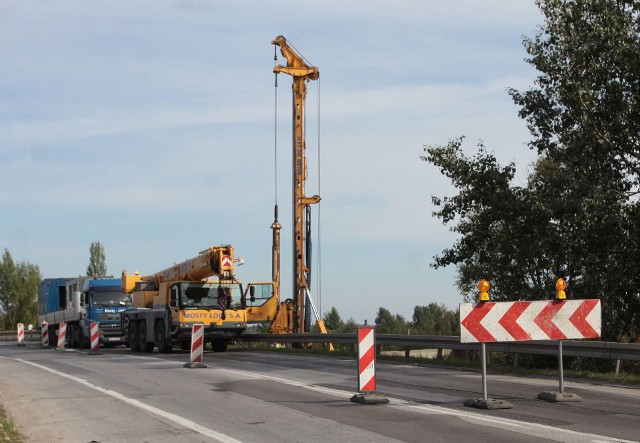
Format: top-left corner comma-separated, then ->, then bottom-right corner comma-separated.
1,1 -> 544,325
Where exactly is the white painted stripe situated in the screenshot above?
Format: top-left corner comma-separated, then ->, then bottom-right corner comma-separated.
359,329 -> 374,355
480,302 -> 512,342
554,301 -> 581,338
360,363 -> 375,389
518,302 -> 548,340
15,359 -> 241,443
587,301 -> 602,336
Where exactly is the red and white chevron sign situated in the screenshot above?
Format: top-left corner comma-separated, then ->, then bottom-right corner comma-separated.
460,299 -> 601,343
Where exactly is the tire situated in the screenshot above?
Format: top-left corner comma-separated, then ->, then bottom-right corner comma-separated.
211,340 -> 228,353
138,321 -> 154,353
129,321 -> 140,352
155,321 -> 172,353
49,325 -> 57,347
68,324 -> 76,348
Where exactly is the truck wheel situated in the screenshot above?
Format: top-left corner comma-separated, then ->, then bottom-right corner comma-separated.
49,325 -> 57,347
67,325 -> 76,348
211,340 -> 228,353
155,322 -> 172,353
129,321 -> 140,352
138,321 -> 154,353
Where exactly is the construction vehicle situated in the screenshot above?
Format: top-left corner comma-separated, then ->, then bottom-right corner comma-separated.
120,245 -> 276,352
242,36 -> 332,344
38,276 -> 132,348
117,36 -> 328,347
271,35 -> 322,334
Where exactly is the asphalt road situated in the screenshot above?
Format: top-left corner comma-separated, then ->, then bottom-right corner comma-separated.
0,342 -> 638,442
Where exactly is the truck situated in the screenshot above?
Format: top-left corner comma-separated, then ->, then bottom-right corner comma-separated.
38,276 -> 133,347
120,245 -> 278,353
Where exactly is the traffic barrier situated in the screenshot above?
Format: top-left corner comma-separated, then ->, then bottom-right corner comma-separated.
350,326 -> 388,404
89,322 -> 103,355
183,324 -> 206,368
16,323 -> 25,347
56,322 -> 67,351
41,321 -> 49,348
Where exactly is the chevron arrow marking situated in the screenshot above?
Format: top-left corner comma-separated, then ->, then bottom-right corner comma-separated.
498,301 -> 532,341
460,299 -> 601,343
460,302 -> 496,342
533,301 -> 567,340
569,299 -> 601,338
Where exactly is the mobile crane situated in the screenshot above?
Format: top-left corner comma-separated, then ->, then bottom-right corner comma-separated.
120,245 -> 276,352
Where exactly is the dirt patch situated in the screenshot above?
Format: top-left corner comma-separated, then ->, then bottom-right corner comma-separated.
380,348 -> 451,359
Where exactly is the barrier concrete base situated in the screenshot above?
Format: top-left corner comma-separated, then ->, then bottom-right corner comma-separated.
55,347 -> 70,352
183,362 -> 207,368
88,349 -> 103,355
16,342 -> 26,347
464,398 -> 513,409
537,391 -> 582,402
350,393 -> 389,405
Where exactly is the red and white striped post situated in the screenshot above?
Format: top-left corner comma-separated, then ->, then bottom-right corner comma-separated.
183,323 -> 207,368
56,322 -> 67,351
88,322 -> 103,355
41,321 -> 49,348
16,323 -> 26,347
350,326 -> 388,404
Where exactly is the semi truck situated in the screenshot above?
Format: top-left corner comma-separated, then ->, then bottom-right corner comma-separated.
38,276 -> 132,347
120,245 -> 278,353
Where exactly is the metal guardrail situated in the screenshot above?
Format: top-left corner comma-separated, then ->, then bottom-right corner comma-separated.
2,329 -> 639,362
239,333 -> 640,362
0,330 -> 41,341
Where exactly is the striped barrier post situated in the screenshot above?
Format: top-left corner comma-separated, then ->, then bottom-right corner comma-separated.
88,322 -> 103,355
16,323 -> 26,347
183,323 -> 207,368
41,321 -> 49,348
350,326 -> 388,404
56,322 -> 67,351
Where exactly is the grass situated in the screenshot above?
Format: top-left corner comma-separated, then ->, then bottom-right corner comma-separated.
0,405 -> 23,443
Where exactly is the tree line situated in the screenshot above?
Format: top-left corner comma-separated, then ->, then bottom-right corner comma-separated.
322,304 -> 459,336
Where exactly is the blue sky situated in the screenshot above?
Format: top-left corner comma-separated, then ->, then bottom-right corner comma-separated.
1,1 -> 543,324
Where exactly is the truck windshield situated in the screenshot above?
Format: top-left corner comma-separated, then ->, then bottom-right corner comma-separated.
91,291 -> 132,307
181,283 -> 242,309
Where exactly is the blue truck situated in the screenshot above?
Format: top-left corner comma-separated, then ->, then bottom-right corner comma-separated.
38,277 -> 133,347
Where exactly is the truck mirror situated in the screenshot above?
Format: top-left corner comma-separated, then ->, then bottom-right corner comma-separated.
249,285 -> 255,302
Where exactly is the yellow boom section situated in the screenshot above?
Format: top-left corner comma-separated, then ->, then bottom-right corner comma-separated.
122,245 -> 236,293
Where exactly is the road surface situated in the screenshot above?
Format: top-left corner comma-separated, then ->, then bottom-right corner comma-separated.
0,342 -> 638,442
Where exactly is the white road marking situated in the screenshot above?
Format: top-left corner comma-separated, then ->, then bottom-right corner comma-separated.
15,358 -> 241,443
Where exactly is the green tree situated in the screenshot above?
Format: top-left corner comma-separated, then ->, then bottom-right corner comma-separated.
422,138 -> 556,302
374,307 -> 409,334
86,241 -> 107,277
0,249 -> 41,329
323,307 -> 344,332
422,0 -> 640,341
412,303 -> 459,336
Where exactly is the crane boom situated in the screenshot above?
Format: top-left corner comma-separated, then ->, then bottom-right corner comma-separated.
121,245 -> 235,294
